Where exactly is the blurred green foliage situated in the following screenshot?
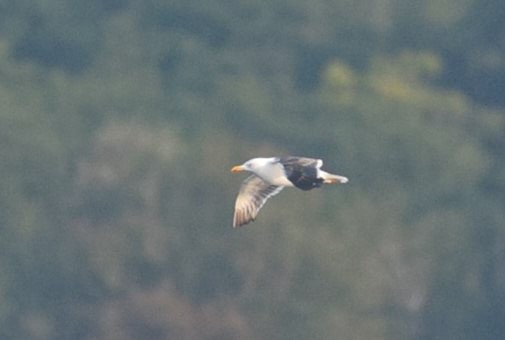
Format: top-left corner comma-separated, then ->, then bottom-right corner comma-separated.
1,0 -> 505,339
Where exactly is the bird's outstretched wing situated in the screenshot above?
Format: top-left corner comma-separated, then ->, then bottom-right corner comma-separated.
278,156 -> 324,190
233,175 -> 284,227
279,156 -> 323,169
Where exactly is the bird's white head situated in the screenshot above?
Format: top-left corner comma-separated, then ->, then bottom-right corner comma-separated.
230,157 -> 275,173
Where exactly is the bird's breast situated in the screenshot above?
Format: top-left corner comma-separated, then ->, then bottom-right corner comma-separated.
255,163 -> 294,187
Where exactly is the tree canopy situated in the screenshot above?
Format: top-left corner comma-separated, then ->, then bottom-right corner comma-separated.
1,1 -> 505,339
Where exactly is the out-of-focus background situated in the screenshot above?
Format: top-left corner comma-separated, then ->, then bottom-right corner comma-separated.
1,1 -> 505,339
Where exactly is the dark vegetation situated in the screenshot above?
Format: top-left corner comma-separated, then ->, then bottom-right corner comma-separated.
1,1 -> 505,339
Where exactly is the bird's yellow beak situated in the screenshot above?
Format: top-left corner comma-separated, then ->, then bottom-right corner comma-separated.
230,165 -> 245,173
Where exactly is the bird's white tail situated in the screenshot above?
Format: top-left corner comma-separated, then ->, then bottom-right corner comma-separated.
320,171 -> 349,184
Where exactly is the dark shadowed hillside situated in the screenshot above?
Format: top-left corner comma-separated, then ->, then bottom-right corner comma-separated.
1,1 -> 505,339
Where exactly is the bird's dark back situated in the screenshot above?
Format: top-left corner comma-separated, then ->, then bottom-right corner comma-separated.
279,157 -> 323,190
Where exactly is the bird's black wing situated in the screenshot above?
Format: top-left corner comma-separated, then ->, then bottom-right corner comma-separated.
278,156 -> 323,190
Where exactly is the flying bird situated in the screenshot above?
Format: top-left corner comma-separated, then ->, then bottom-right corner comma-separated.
230,156 -> 348,227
